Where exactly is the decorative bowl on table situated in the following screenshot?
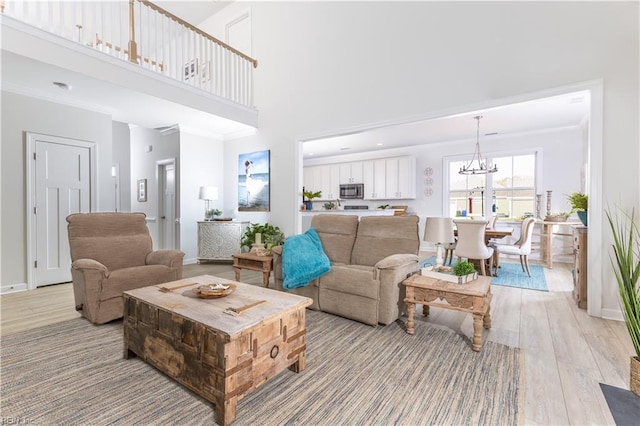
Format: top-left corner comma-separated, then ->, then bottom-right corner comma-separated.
193,283 -> 236,299
544,214 -> 569,222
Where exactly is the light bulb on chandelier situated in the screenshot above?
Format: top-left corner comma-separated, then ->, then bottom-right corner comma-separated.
459,115 -> 497,175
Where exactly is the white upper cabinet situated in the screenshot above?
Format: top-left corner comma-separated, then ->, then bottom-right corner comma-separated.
306,156 -> 415,201
385,156 -> 416,199
363,159 -> 387,199
339,161 -> 364,184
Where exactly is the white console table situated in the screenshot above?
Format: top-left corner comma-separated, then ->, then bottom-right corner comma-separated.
197,221 -> 249,262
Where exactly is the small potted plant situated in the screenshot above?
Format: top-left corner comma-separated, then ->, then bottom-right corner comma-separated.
452,261 -> 478,284
323,201 -> 336,210
302,189 -> 322,211
205,208 -> 222,220
567,192 -> 588,226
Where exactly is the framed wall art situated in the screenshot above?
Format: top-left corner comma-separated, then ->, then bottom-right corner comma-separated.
238,150 -> 270,212
137,179 -> 147,202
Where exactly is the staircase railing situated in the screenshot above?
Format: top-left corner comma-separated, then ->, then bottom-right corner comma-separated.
1,0 -> 257,108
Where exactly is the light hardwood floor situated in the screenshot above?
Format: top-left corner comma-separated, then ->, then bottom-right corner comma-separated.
0,259 -> 633,425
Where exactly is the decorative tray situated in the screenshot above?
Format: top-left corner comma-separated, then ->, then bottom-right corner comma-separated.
213,218 -> 233,221
192,283 -> 237,299
420,266 -> 478,285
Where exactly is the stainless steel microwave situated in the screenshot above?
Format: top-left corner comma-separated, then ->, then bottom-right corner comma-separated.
339,183 -> 364,199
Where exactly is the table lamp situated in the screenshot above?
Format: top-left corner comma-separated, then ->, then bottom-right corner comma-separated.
424,217 -> 455,268
198,186 -> 218,220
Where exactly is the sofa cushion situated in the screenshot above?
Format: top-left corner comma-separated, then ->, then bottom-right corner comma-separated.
310,214 -> 359,265
351,216 -> 420,266
101,265 -> 176,299
282,228 -> 331,289
320,265 -> 379,300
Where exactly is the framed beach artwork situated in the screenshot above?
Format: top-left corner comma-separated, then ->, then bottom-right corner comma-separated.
238,150 -> 270,212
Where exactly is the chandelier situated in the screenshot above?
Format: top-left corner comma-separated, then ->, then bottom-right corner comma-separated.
459,115 -> 497,175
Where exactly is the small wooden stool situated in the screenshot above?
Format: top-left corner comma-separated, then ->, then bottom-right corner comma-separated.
232,252 -> 273,287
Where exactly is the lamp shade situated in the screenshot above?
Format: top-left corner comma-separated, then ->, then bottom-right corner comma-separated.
423,217 -> 455,244
199,186 -> 218,201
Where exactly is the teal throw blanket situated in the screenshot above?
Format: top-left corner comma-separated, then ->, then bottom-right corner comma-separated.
282,228 -> 331,290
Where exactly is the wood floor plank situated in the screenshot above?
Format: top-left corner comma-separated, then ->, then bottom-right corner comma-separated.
557,360 -> 615,425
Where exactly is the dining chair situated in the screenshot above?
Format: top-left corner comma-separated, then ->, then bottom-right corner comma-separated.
453,219 -> 494,276
492,217 -> 537,277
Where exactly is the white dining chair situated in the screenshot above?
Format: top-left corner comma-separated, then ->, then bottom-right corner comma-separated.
492,217 -> 537,277
453,219 -> 494,276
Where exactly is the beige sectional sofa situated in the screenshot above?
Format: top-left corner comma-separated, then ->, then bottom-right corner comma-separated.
272,214 -> 420,326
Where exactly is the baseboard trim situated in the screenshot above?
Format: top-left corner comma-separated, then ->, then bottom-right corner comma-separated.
601,308 -> 624,322
1,282 -> 28,294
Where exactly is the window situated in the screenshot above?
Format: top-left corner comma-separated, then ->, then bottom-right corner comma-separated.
447,153 -> 537,220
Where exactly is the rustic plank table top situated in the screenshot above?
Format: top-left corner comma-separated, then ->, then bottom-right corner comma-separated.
124,275 -> 312,339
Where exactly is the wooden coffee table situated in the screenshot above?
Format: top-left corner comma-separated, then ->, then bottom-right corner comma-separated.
402,274 -> 492,352
233,252 -> 273,287
123,275 -> 312,425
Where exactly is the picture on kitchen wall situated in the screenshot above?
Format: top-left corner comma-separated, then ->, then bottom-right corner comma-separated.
238,150 -> 270,212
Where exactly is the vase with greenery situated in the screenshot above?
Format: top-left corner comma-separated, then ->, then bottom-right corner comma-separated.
302,189 -> 322,211
606,207 -> 640,396
205,208 -> 222,220
241,222 -> 285,251
567,192 -> 588,226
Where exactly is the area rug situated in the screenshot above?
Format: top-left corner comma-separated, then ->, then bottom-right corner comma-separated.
599,383 -> 640,426
420,256 -> 548,291
0,311 -> 522,425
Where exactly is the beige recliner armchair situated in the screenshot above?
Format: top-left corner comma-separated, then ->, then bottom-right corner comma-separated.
67,212 -> 185,324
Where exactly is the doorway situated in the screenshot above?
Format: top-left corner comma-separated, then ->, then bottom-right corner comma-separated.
27,133 -> 96,289
157,159 -> 178,250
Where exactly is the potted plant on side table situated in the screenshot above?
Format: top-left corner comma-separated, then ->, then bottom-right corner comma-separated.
241,223 -> 285,254
606,207 -> 640,397
567,192 -> 588,226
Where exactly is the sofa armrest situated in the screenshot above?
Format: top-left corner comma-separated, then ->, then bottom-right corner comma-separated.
375,253 -> 419,270
146,250 -> 185,268
375,254 -> 419,325
72,258 -> 109,274
271,245 -> 284,290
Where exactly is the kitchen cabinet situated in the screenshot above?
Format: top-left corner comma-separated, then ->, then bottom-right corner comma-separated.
304,165 -> 339,200
386,156 -> 416,199
306,156 -> 415,201
363,159 -> 387,199
198,221 -> 249,262
339,161 -> 364,184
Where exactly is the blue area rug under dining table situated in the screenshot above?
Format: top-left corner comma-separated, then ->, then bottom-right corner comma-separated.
419,256 -> 548,291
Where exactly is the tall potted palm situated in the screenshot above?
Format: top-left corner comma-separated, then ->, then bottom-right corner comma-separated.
606,207 -> 640,396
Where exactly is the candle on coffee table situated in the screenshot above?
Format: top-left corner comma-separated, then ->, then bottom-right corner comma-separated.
255,233 -> 262,245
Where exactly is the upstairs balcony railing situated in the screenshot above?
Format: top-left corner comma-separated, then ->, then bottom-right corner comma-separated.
1,0 -> 257,108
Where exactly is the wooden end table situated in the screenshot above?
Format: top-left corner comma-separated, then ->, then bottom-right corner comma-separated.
123,275 -> 312,425
402,274 -> 492,352
232,252 -> 273,287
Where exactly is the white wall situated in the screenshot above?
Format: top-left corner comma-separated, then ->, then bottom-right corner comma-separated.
129,126 -> 180,246
222,2 -> 638,318
179,131 -> 225,263
1,90 -> 113,287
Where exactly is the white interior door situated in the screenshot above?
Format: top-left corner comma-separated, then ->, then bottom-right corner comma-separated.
33,136 -> 91,287
159,161 -> 177,250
